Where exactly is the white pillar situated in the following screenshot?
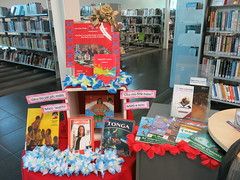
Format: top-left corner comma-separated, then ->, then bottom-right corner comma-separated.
163,0 -> 170,49
50,0 -> 81,88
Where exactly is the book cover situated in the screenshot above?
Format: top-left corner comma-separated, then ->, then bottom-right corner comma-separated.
25,108 -> 59,151
85,94 -> 114,128
101,118 -> 134,156
188,85 -> 210,121
188,130 -> 224,162
163,118 -> 183,143
93,54 -> 117,84
68,116 -> 94,153
135,116 -> 173,144
171,85 -> 194,118
175,125 -> 201,143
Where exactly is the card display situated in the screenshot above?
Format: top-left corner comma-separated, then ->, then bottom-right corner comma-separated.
171,85 -> 194,118
25,108 -> 59,151
68,117 -> 94,153
85,94 -> 114,128
101,118 -> 134,156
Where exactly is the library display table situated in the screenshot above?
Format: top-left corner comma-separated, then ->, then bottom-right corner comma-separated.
208,109 -> 240,158
136,103 -> 219,180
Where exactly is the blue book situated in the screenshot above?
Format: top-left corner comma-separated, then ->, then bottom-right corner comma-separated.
234,86 -> 239,102
230,61 -> 236,78
213,84 -> 217,98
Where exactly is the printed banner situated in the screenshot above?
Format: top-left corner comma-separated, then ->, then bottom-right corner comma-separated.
120,90 -> 156,99
26,91 -> 67,104
124,101 -> 150,110
41,103 -> 69,113
190,77 -> 207,86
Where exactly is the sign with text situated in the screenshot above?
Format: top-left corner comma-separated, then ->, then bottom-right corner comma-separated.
190,77 -> 207,86
124,101 -> 150,110
120,90 -> 156,99
26,91 -> 67,104
41,103 -> 69,113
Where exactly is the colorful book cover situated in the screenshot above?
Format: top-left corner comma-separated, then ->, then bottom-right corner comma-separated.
93,54 -> 117,84
163,118 -> 183,143
175,124 -> 202,143
68,116 -> 94,153
170,85 -> 194,118
101,118 -> 135,156
187,85 -> 210,121
135,117 -> 169,144
65,21 -> 120,78
25,108 -> 59,151
188,130 -> 224,162
85,94 -> 114,128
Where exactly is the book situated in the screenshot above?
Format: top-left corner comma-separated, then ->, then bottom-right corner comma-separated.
188,85 -> 210,121
171,85 -> 194,118
135,116 -> 174,144
68,116 -> 94,153
188,130 -> 224,162
101,118 -> 135,156
25,108 -> 59,151
85,94 -> 114,128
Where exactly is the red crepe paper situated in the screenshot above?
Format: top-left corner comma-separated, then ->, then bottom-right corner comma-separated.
127,126 -> 221,170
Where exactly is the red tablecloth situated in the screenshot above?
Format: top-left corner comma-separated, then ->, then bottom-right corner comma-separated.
22,111 -> 136,180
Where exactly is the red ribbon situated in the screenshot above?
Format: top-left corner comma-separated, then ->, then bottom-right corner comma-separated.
127,126 -> 221,170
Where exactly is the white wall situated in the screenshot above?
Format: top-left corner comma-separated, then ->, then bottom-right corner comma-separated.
0,0 -> 47,8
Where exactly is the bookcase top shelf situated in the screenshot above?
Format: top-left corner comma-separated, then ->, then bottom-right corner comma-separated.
207,30 -> 240,35
214,76 -> 240,83
0,13 -> 48,19
0,58 -> 55,71
204,52 -> 240,60
210,4 -> 240,8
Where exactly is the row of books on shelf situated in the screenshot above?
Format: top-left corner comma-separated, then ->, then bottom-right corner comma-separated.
122,16 -> 161,25
121,8 -> 162,16
208,9 -> 240,32
126,26 -> 161,34
204,35 -> 240,56
0,50 -> 54,69
212,82 -> 240,103
0,19 -> 50,33
202,57 -> 240,79
211,0 -> 240,6
0,36 -> 52,51
0,3 -> 44,17
121,34 -> 160,44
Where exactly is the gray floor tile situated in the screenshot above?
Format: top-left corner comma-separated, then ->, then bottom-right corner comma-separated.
0,116 -> 25,136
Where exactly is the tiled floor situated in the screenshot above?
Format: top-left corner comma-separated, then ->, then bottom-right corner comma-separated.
0,49 -> 172,179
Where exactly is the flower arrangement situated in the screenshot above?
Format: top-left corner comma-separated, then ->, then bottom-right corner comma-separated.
90,4 -> 119,31
63,71 -> 133,94
22,146 -> 124,177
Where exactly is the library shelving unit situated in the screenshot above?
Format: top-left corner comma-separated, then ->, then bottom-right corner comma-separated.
200,0 -> 240,106
121,8 -> 163,48
0,1 -> 57,72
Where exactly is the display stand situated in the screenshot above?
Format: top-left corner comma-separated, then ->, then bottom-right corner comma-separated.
208,109 -> 240,158
136,103 -> 219,180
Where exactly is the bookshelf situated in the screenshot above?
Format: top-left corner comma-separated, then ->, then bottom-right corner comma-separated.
121,8 -> 163,48
0,1 -> 56,72
200,0 -> 240,106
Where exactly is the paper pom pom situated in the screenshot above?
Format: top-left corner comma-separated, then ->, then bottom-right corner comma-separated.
22,146 -> 124,177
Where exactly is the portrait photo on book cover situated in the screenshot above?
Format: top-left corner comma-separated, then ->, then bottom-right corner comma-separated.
69,117 -> 93,153
85,95 -> 114,127
74,44 -> 110,67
